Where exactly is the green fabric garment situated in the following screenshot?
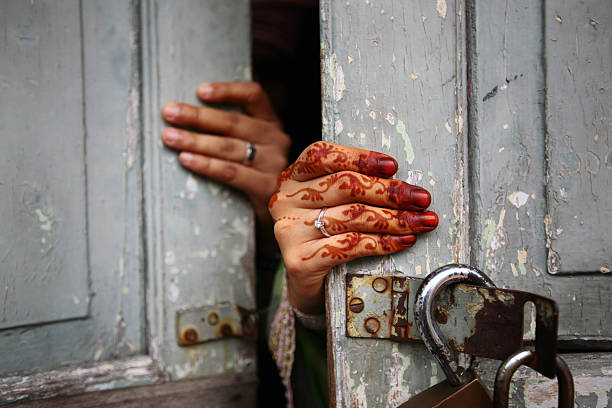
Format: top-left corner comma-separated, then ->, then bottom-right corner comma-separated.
266,262 -> 329,408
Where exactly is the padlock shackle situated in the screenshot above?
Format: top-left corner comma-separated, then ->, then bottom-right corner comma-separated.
494,348 -> 574,408
415,264 -> 496,386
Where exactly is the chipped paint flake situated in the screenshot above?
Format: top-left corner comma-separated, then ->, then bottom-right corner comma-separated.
333,54 -> 346,101
164,251 -> 176,266
436,0 -> 447,19
35,208 -> 54,231
382,130 -> 391,149
385,112 -> 396,125
444,121 -> 452,134
510,263 -> 518,277
405,170 -> 423,186
185,174 -> 198,199
385,345 -> 412,406
396,119 -> 415,164
168,281 -> 179,302
359,132 -> 366,145
508,191 -> 529,208
335,119 -> 344,136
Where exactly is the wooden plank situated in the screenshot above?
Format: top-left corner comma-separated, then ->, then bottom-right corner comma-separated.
322,0 -> 468,405
470,0 -> 612,339
0,0 -> 145,374
4,372 -> 256,408
141,0 -> 257,380
0,357 -> 161,405
0,0 -> 89,329
544,0 -> 611,275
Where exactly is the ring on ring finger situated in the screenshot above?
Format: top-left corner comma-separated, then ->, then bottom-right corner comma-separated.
243,141 -> 256,165
314,207 -> 332,237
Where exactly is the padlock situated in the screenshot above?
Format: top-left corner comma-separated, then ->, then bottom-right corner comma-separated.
493,348 -> 574,408
400,265 -> 496,407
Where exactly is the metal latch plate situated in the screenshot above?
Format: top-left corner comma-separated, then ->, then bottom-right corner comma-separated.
176,302 -> 258,346
346,273 -> 558,372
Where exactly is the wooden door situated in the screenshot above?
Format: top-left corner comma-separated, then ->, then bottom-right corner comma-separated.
321,0 -> 612,406
0,1 -> 256,406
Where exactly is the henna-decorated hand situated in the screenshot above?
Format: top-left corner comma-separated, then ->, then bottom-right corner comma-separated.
161,82 -> 290,225
269,142 -> 439,314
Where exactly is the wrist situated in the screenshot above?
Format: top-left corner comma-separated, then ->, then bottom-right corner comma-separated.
286,274 -> 325,315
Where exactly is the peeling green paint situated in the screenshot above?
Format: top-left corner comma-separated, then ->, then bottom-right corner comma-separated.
483,219 -> 496,248
396,119 -> 414,164
35,208 -> 53,231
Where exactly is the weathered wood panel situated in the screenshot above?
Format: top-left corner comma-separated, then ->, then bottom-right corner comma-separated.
0,0 -> 145,375
0,0 -> 89,329
322,0 -> 467,405
470,0 -> 611,341
545,0 -> 611,275
1,0 -> 256,405
4,372 -> 257,408
142,0 -> 257,380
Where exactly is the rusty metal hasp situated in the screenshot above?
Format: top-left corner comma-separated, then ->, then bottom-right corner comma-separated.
176,302 -> 258,346
346,266 -> 559,377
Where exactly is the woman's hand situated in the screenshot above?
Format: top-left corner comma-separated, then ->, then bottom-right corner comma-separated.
161,82 -> 290,224
269,142 -> 439,314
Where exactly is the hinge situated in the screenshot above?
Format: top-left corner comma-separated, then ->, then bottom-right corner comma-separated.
176,302 -> 258,346
346,273 -> 558,364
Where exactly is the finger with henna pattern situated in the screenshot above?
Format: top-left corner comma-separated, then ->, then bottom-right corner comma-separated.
280,141 -> 398,183
298,232 -> 416,266
276,171 -> 431,211
302,204 -> 438,238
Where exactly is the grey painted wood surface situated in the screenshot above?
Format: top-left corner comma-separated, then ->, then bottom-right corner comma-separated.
1,0 -> 255,404
322,0 -> 467,405
544,0 -> 611,275
5,372 -> 257,408
470,0 -> 611,339
142,0 -> 256,380
0,0 -> 145,375
323,0 -> 612,406
0,0 -> 89,329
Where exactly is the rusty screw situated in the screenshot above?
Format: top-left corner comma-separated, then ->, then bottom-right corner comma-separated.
364,317 -> 380,334
182,327 -> 199,344
208,311 -> 219,325
349,297 -> 365,313
372,277 -> 388,293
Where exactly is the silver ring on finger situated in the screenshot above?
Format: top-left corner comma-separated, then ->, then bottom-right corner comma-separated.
314,207 -> 332,237
243,141 -> 256,165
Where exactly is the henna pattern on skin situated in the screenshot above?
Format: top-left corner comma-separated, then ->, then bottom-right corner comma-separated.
301,232 -> 416,261
278,142 -> 349,184
301,232 -> 377,261
285,173 -> 385,202
303,204 -> 438,233
352,152 -> 398,178
269,143 -> 400,210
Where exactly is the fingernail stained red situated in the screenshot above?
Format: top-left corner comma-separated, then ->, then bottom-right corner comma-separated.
353,152 -> 398,177
411,189 -> 431,209
399,235 -> 416,247
376,157 -> 398,177
418,211 -> 439,228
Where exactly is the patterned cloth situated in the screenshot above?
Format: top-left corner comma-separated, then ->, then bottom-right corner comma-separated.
268,267 -> 296,407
